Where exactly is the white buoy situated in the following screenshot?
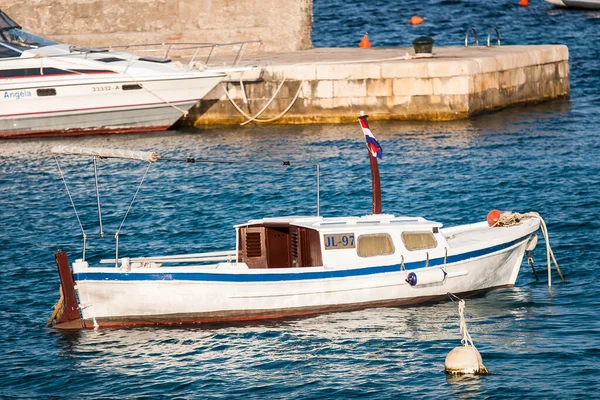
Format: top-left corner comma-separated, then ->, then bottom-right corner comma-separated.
444,299 -> 489,375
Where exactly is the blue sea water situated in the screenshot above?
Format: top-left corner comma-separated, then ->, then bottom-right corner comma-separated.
1,0 -> 600,398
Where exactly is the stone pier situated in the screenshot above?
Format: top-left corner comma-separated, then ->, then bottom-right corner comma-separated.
188,44 -> 569,125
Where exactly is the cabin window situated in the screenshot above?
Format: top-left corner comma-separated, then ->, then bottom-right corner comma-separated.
36,88 -> 56,97
357,234 -> 395,257
402,232 -> 437,251
122,84 -> 143,91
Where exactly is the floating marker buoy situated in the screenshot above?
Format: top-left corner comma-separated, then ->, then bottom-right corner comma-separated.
445,299 -> 489,375
408,16 -> 424,25
445,346 -> 486,375
359,33 -> 371,48
519,0 -> 528,6
487,209 -> 501,227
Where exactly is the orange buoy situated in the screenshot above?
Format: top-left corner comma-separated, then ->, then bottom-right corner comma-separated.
359,33 -> 371,48
487,210 -> 502,227
408,16 -> 424,25
518,0 -> 528,6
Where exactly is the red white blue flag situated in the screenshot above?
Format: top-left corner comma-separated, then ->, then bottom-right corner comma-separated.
359,116 -> 382,159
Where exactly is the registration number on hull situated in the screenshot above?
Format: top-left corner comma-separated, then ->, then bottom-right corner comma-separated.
324,233 -> 355,250
92,85 -> 121,92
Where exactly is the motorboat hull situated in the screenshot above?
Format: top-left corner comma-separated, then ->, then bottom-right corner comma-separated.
0,75 -> 223,138
545,0 -> 600,8
60,228 -> 535,329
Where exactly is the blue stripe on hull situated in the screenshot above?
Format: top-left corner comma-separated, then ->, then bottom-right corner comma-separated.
74,233 -> 532,283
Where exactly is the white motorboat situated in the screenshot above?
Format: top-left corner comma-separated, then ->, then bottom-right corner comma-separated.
47,113 -> 561,329
545,0 -> 600,8
0,10 -> 257,138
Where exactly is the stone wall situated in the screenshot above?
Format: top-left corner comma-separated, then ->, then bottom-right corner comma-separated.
188,45 -> 570,125
2,0 -> 313,52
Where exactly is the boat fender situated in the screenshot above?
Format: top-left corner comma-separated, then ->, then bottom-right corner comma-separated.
406,268 -> 447,286
526,234 -> 538,251
487,209 -> 502,226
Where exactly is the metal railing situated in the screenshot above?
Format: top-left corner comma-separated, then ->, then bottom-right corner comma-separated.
487,27 -> 501,47
464,27 -> 501,47
99,40 -> 263,73
464,28 -> 479,47
0,40 -> 263,75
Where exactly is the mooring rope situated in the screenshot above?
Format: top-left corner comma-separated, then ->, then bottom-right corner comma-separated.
458,300 -> 476,348
493,211 -> 564,286
222,71 -> 304,125
123,71 -> 191,117
46,285 -> 64,326
447,293 -> 477,349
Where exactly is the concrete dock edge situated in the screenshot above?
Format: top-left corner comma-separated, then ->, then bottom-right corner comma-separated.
187,44 -> 569,125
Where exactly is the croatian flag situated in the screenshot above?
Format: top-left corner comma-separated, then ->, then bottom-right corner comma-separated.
359,116 -> 383,159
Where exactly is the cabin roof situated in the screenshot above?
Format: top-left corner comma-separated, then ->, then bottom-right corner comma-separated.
234,214 -> 443,231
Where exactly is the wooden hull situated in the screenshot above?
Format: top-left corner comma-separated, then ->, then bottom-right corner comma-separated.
54,226 -> 536,329
65,285 -> 512,329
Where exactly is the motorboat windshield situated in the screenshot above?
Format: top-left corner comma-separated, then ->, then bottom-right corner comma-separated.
0,10 -> 57,56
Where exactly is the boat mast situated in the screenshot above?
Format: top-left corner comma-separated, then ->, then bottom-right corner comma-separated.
358,112 -> 382,215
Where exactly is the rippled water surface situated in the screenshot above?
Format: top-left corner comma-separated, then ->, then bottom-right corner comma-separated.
1,1 -> 600,398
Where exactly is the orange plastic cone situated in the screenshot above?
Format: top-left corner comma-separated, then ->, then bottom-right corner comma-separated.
408,16 -> 424,25
519,0 -> 528,6
359,33 -> 371,48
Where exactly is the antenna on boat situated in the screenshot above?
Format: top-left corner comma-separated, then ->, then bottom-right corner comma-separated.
316,163 -> 320,217
358,111 -> 382,215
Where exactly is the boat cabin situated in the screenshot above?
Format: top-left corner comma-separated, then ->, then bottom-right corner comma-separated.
235,214 -> 448,269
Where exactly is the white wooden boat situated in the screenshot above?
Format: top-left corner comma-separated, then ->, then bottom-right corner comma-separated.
48,114 -> 554,329
0,10 -> 259,138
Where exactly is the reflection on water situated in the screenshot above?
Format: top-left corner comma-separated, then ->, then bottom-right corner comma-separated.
445,374 -> 484,399
51,290 -> 538,379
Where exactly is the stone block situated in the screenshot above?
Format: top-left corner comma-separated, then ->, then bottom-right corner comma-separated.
526,64 -> 542,83
496,54 -> 522,72
300,81 -> 313,98
333,80 -> 367,97
472,57 -> 500,74
386,96 -> 411,107
203,85 -> 227,101
543,63 -> 557,79
558,61 -> 569,78
315,80 -> 334,98
393,78 -> 433,96
366,79 -> 392,97
316,63 -> 381,80
355,96 -> 381,107
284,64 -> 318,81
432,76 -> 471,95
314,97 -> 342,109
428,61 -> 473,78
448,94 -> 469,111
382,61 -> 429,78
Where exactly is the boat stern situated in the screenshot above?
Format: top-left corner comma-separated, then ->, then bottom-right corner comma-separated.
49,252 -> 83,329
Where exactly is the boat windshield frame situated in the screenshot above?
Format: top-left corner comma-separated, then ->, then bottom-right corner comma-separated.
0,11 -> 58,54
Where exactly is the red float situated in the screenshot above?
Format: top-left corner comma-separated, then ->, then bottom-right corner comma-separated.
487,209 -> 502,227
